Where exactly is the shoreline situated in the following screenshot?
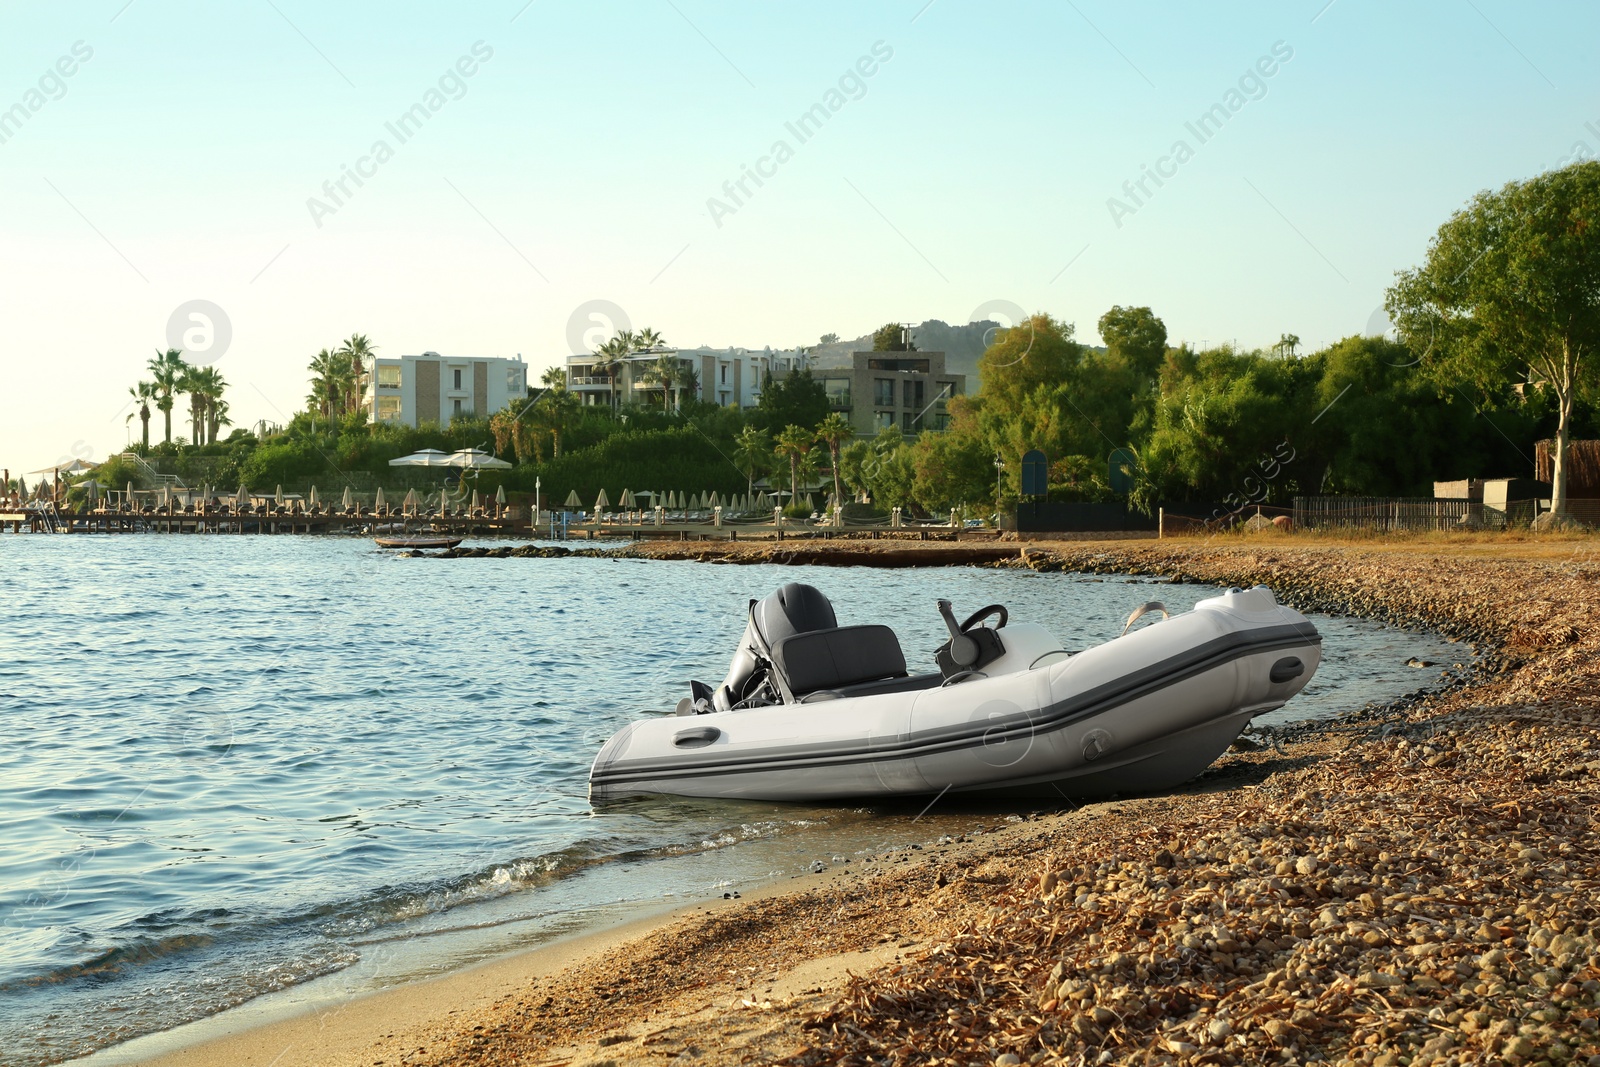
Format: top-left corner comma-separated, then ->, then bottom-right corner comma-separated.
116,537 -> 1599,1067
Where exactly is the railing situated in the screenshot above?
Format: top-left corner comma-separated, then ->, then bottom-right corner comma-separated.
1291,495 -> 1545,532
568,376 -> 613,386
117,452 -> 186,491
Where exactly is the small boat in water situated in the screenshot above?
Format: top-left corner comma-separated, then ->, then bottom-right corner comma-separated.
590,582 -> 1321,802
374,535 -> 463,550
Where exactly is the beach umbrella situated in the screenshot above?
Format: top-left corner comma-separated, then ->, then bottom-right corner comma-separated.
594,488 -> 611,511
161,485 -> 170,511
275,485 -> 284,506
757,491 -> 770,508
470,489 -> 480,510
564,489 -> 581,507
308,485 -> 321,507
341,486 -> 354,510
446,448 -> 513,470
374,486 -> 387,510
620,488 -> 636,508
126,480 -> 135,508
236,484 -> 249,508
804,493 -> 815,512
16,476 -> 26,499
388,448 -> 453,468
403,488 -> 418,514
495,484 -> 506,506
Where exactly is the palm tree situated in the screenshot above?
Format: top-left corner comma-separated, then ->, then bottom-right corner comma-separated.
147,349 -> 187,444
774,424 -> 814,511
207,396 -> 232,444
127,381 -> 156,449
642,352 -> 680,412
540,366 -> 567,391
337,334 -> 377,414
179,364 -> 207,444
814,412 -> 854,509
307,348 -> 345,420
733,426 -> 769,497
594,336 -> 628,412
183,366 -> 229,444
540,388 -> 580,456
635,327 -> 665,350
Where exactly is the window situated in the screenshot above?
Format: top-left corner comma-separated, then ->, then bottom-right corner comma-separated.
452,368 -> 463,390
874,411 -> 896,430
903,380 -> 924,410
873,379 -> 895,407
508,367 -> 524,393
867,357 -> 930,373
902,411 -> 916,433
823,378 -> 851,408
377,396 -> 402,420
377,365 -> 402,387
720,365 -> 727,384
453,398 -> 463,415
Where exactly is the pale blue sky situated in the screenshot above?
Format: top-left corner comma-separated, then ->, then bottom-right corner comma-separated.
2,0 -> 1596,472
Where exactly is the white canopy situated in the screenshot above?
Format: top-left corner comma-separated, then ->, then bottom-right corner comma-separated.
389,449 -> 454,468
447,448 -> 512,470
28,459 -> 96,476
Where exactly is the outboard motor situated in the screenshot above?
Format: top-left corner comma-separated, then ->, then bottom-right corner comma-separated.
710,583 -> 837,712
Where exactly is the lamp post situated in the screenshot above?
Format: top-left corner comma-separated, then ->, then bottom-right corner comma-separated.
535,476 -> 541,530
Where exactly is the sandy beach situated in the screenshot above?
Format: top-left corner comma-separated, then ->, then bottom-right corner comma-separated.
133,536 -> 1600,1067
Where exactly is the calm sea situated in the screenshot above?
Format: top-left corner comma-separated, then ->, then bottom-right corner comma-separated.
0,536 -> 1466,1065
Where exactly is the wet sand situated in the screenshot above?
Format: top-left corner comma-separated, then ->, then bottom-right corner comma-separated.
133,536 -> 1600,1066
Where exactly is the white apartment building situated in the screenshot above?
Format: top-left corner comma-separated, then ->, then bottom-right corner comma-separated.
564,346 -> 808,410
366,352 -> 528,427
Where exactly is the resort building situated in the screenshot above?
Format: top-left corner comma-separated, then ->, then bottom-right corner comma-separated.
564,346 -> 809,411
807,350 -> 965,436
365,353 -> 529,427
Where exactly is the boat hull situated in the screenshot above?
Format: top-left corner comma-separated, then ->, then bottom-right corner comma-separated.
589,587 -> 1321,803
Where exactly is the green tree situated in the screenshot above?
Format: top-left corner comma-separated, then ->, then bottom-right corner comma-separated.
733,425 -> 770,496
755,368 -> 829,431
127,381 -> 156,450
541,366 -> 567,391
641,352 -> 681,412
813,412 -> 854,507
819,332 -> 839,345
336,333 -> 377,415
1098,306 -> 1168,379
872,322 -> 915,351
306,348 -> 346,420
1388,161 -> 1600,515
634,327 -> 666,350
147,348 -> 187,444
774,424 -> 814,509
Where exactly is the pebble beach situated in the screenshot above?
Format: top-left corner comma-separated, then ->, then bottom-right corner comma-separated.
140,537 -> 1599,1067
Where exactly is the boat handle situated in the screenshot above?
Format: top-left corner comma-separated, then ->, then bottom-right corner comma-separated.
1120,601 -> 1169,636
673,726 -> 721,748
941,669 -> 986,688
1269,656 -> 1304,683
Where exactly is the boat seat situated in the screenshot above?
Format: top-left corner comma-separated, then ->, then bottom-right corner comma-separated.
770,624 -> 910,700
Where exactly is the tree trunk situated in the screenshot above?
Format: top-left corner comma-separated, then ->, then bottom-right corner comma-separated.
1552,338 -> 1575,516
831,444 -> 843,508
163,404 -> 172,444
140,409 -> 150,450
789,455 -> 798,507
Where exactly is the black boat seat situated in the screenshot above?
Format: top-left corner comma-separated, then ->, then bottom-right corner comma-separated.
770,624 -> 910,699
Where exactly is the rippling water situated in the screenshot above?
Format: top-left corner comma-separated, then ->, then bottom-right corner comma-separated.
0,536 -> 1466,1064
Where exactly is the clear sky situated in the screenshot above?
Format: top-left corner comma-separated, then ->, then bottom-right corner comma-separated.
2,0 -> 1597,474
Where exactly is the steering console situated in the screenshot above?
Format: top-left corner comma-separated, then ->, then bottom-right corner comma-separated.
936,599 -> 1008,678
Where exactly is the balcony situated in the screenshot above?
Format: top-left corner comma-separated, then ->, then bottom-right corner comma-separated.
570,376 -> 613,388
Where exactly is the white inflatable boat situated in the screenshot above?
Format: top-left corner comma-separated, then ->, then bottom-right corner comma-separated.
589,582 -> 1321,802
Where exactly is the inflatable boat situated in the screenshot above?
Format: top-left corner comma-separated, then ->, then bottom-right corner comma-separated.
589,582 -> 1321,802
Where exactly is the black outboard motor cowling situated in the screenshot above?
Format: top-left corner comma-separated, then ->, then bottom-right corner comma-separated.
714,583 -> 837,711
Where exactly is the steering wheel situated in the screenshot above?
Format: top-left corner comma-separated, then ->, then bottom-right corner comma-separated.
960,604 -> 1008,632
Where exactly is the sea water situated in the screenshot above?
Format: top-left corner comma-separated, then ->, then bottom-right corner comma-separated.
0,536 -> 1467,1064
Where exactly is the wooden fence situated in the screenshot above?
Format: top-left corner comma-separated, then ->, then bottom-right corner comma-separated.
1291,496 -> 1542,532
